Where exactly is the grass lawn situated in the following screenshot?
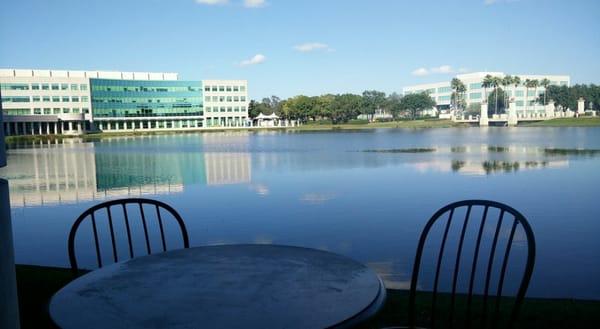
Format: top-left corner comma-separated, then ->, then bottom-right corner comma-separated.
15,264 -> 599,329
522,116 -> 600,127
291,119 -> 465,131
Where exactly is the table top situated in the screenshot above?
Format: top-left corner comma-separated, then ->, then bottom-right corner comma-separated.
50,244 -> 386,329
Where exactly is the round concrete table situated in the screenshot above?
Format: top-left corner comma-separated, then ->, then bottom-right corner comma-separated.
50,244 -> 386,329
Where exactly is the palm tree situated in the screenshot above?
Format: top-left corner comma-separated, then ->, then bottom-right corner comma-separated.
501,75 -> 513,113
482,74 -> 494,106
540,78 -> 551,106
451,78 -> 466,113
491,76 -> 502,114
531,79 -> 539,112
512,76 -> 521,112
524,79 -> 531,113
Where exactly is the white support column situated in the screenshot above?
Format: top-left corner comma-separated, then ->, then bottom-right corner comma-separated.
508,98 -> 518,126
480,101 -> 489,127
30,123 -> 35,135
68,121 -> 73,132
46,122 -> 50,135
577,97 -> 585,116
77,122 -> 82,134
6,123 -> 11,136
546,100 -> 555,118
38,122 -> 43,135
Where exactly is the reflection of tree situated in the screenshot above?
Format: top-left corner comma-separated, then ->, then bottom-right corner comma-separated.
482,161 -> 520,174
451,160 -> 465,172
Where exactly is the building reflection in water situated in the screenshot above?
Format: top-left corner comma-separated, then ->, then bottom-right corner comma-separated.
0,134 -> 253,208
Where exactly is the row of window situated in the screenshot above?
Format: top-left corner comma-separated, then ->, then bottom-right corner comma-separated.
204,85 -> 246,92
2,96 -> 89,103
91,86 -> 201,92
205,106 -> 247,113
0,83 -> 88,91
92,97 -> 199,104
205,95 -> 247,102
3,107 -> 89,115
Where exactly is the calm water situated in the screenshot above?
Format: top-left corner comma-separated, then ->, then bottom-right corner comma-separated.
1,128 -> 599,300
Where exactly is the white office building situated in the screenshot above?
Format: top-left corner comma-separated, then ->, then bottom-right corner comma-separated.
0,69 -> 249,136
403,72 -> 570,117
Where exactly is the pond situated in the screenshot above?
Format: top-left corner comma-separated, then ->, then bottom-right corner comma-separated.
1,127 -> 599,300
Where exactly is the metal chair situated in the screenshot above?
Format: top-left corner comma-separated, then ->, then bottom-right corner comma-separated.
389,200 -> 536,329
68,198 -> 190,275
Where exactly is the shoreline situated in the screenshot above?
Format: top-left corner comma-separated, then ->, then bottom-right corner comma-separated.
3,117 -> 600,143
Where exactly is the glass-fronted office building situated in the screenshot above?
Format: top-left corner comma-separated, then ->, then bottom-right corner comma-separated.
0,68 -> 249,136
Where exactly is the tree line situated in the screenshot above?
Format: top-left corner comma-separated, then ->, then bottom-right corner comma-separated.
249,91 -> 436,123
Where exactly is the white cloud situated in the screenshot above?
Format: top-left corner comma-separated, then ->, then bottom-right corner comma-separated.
431,65 -> 453,74
244,0 -> 266,8
411,65 -> 469,76
239,54 -> 266,67
412,68 -> 429,76
195,0 -> 228,5
293,42 -> 332,52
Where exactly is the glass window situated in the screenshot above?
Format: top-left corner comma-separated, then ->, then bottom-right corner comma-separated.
80,84 -> 88,90
71,84 -> 79,90
72,108 -> 80,113
234,107 -> 240,112
240,86 -> 246,92
72,96 -> 79,102
437,86 -> 452,93
205,96 -> 210,102
43,96 -> 51,102
560,81 -> 568,86
212,96 -> 218,102
61,83 -> 68,90
204,86 -> 210,91
83,108 -> 89,113
219,96 -> 225,102
226,96 -> 232,102
32,96 -> 41,102
42,84 -> 49,90
226,86 -> 232,92
241,106 -> 246,111
211,86 -> 217,92
234,96 -> 239,102
527,90 -> 536,97
206,107 -> 211,112
51,84 -> 59,90
233,86 -> 239,92
219,86 -> 225,92
81,96 -> 89,102
31,84 -> 40,90
1,96 -> 30,102
63,108 -> 70,113
62,96 -> 70,102
227,107 -> 232,112
0,83 -> 29,90
34,108 -> 42,114
241,96 -> 246,102
470,92 -> 482,100
43,108 -> 51,114
53,108 -> 60,114
52,96 -> 60,102
469,83 -> 482,89
220,107 -> 226,112
515,90 -> 524,97
516,100 -> 524,107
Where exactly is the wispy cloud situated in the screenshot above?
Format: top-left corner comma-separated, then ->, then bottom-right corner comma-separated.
239,54 -> 266,66
293,42 -> 333,53
244,0 -> 266,8
195,0 -> 228,5
411,65 -> 470,76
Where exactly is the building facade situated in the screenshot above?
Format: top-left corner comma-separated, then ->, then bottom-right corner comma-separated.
403,72 -> 570,116
0,69 -> 249,136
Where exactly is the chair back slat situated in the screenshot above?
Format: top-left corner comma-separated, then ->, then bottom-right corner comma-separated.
408,200 -> 536,329
122,204 -> 134,259
139,203 -> 152,255
106,206 -> 118,263
156,205 -> 167,252
449,205 -> 472,327
68,198 -> 189,275
466,205 -> 489,328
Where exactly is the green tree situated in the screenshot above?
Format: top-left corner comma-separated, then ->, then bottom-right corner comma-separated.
539,78 -> 551,106
487,88 -> 507,115
330,94 -> 362,123
386,92 -> 403,119
248,100 -> 260,118
451,78 -> 466,112
482,74 -> 494,102
501,75 -> 513,112
361,90 -> 387,122
399,92 -> 436,119
491,76 -> 502,114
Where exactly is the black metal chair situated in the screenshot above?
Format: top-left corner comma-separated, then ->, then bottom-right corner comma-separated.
387,200 -> 536,329
68,198 -> 190,275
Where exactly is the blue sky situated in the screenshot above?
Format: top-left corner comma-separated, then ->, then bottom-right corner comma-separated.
1,0 -> 599,99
